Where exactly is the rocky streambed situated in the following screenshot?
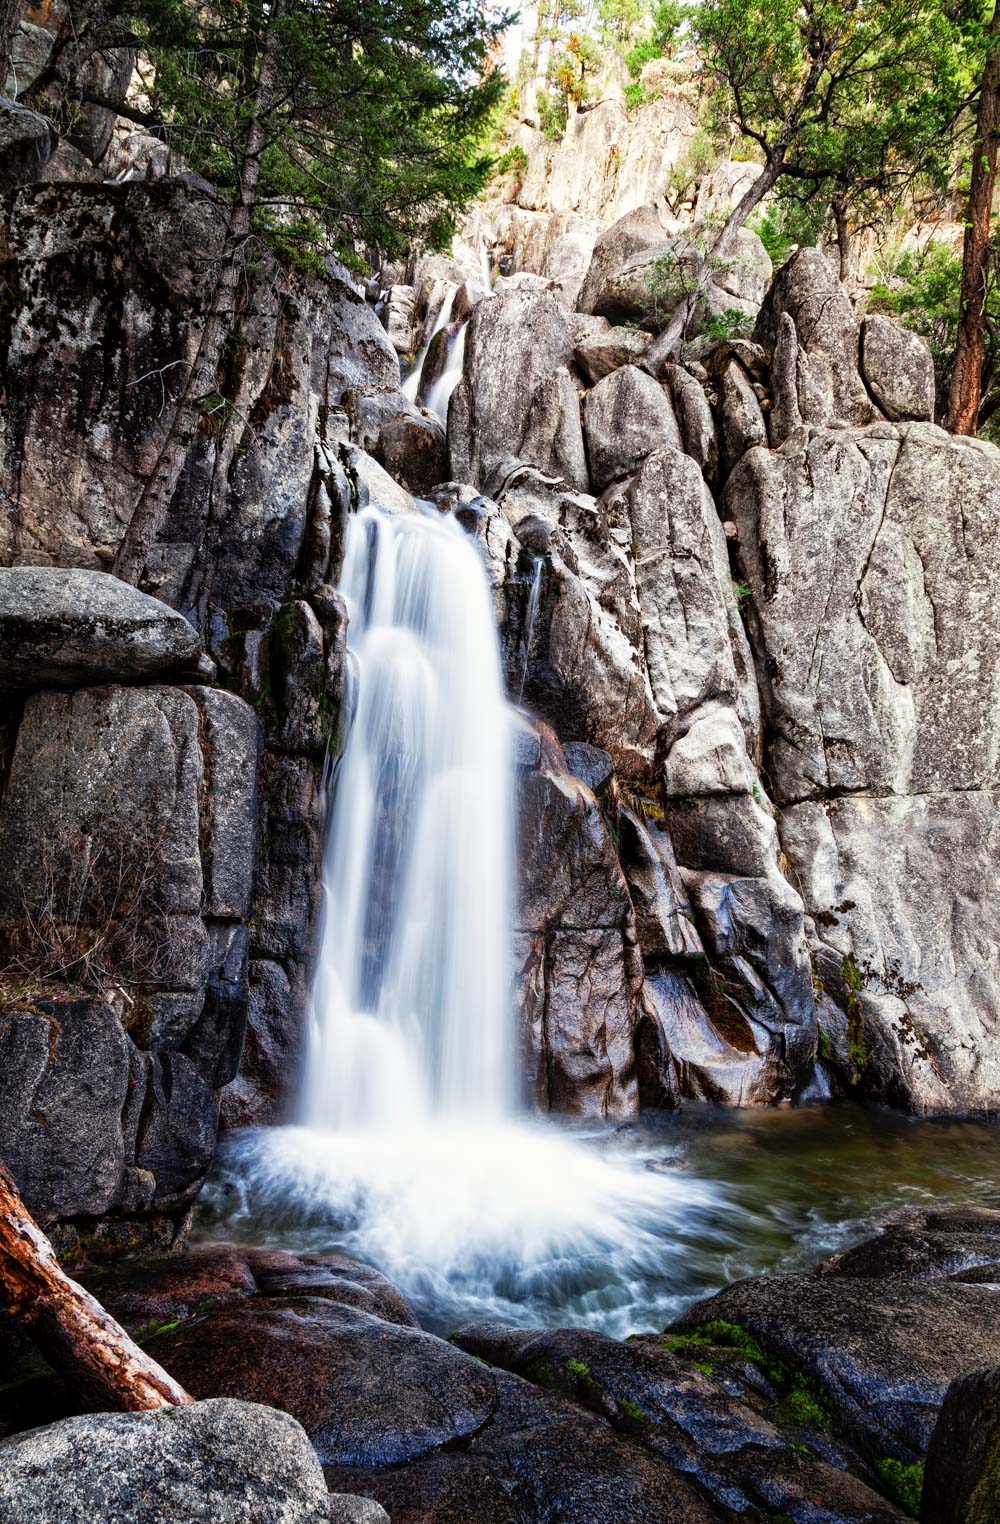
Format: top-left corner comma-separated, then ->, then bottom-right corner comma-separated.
3,1186 -> 1000,1521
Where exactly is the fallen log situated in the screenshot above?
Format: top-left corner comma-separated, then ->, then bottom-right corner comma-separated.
0,1158 -> 192,1411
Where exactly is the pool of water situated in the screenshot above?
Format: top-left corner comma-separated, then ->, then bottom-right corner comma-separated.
196,1102 -> 1000,1338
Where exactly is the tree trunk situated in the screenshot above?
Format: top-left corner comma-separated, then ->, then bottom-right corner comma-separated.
0,0 -> 22,90
113,0 -> 287,585
644,153 -> 784,374
833,193 -> 851,283
946,1 -> 1000,435
0,1161 -> 192,1412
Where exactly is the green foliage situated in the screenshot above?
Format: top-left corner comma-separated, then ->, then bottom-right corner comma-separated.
704,307 -> 752,341
749,200 -> 826,266
663,1321 -> 833,1430
874,1457 -> 925,1518
493,144 -> 529,182
693,0 -> 974,246
665,129 -> 720,210
536,85 -> 569,140
624,0 -> 685,75
868,232 -> 1000,436
113,0 -> 510,263
732,578 -> 751,608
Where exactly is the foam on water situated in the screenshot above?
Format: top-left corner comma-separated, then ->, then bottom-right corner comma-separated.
205,1118 -> 724,1335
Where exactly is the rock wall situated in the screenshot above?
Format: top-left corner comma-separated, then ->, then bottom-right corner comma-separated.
438,214 -> 1000,1121
2,136 -> 999,1264
0,180 -> 411,1225
0,573 -> 260,1256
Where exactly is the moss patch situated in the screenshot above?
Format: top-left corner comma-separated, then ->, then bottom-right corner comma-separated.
665,1321 -> 832,1429
874,1457 -> 924,1518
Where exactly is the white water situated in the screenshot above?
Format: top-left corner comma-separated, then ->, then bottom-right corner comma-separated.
302,502 -> 513,1126
227,496 -> 719,1335
424,319 -> 468,418
401,287 -> 456,404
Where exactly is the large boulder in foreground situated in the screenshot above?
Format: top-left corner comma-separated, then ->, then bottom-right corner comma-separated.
674,1271 -> 1000,1460
0,567 -> 204,688
0,1398 -> 353,1524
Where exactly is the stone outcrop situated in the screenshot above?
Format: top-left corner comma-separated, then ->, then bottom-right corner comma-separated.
0,568 -> 206,688
0,98 -> 58,192
727,417 -> 1000,1112
0,679 -> 261,1254
515,744 -> 642,1119
11,1224 -> 989,1521
924,1363 -> 1000,1524
0,1399 -> 351,1524
449,285 -> 587,491
860,314 -> 935,422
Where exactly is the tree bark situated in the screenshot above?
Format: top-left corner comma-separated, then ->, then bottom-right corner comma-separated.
946,1 -> 1000,435
833,192 -> 851,283
0,0 -> 22,90
113,0 -> 287,585
643,153 -> 784,374
0,1160 -> 192,1412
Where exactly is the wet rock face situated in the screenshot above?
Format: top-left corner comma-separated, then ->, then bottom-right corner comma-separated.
515,759 -> 641,1119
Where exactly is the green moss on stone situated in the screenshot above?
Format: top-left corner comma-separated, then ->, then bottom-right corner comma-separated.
874,1457 -> 924,1518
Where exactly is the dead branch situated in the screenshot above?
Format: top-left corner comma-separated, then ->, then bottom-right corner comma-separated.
0,1158 -> 192,1412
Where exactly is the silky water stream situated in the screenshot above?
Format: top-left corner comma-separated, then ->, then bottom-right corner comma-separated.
201,501 -> 1000,1337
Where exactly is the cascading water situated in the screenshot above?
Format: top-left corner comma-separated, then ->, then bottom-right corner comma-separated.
301,502 -> 513,1129
423,320 -> 468,418
515,554 -> 544,706
401,287 -> 456,404
208,493 -> 724,1334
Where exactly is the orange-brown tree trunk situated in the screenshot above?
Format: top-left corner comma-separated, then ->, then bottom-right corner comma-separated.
946,1 -> 1000,435
0,1160 -> 192,1412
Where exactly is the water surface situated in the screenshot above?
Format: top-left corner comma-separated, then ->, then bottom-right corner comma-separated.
198,1102 -> 1000,1337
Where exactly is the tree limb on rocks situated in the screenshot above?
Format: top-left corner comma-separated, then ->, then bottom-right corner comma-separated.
0,1158 -> 192,1413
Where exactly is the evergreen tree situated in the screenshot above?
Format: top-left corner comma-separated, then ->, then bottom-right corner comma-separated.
644,0 -> 972,367
26,0 -> 507,266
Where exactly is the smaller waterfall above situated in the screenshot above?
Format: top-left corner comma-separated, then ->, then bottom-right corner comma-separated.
301,503 -> 514,1130
515,554 -> 544,706
401,288 -> 456,404
424,319 -> 468,418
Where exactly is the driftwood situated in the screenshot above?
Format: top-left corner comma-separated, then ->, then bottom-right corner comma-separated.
0,1159 -> 192,1411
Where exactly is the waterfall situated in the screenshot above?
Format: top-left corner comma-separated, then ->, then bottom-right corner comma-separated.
424,320 -> 468,419
401,287 -> 456,404
515,554 -> 544,706
301,502 -> 514,1129
216,494 -> 719,1338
